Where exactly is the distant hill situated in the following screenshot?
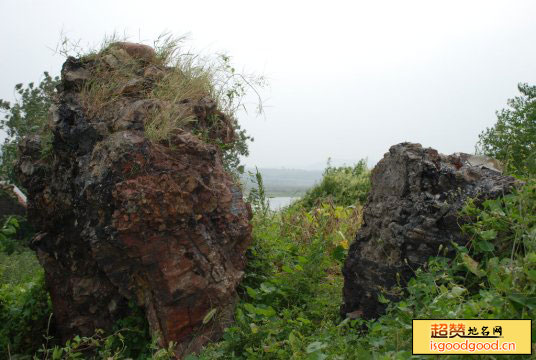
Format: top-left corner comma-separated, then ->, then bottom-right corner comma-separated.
241,168 -> 323,197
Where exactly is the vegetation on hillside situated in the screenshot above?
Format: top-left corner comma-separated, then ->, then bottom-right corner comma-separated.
298,159 -> 370,209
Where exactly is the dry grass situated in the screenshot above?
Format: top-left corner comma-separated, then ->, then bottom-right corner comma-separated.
59,33 -> 265,144
143,103 -> 196,143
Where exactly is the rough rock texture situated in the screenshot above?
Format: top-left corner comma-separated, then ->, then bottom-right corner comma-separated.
16,43 -> 251,356
341,143 -> 518,319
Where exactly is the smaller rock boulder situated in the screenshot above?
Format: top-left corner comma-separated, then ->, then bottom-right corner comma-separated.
341,143 -> 519,319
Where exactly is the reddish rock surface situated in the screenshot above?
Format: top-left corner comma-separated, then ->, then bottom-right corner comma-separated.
16,43 -> 251,356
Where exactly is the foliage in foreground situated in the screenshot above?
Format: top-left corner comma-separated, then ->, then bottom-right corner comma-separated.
196,179 -> 536,359
0,250 -> 51,358
199,199 -> 363,359
477,83 -> 536,177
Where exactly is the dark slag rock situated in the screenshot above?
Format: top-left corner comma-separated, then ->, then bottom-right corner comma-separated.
341,142 -> 519,319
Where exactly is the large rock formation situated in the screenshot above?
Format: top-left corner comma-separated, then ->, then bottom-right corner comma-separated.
341,143 -> 518,319
16,43 -> 251,356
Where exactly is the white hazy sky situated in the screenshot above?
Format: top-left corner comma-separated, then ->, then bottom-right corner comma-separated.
1,0 -> 535,169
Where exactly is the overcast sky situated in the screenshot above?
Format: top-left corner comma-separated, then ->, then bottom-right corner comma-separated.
1,0 -> 535,169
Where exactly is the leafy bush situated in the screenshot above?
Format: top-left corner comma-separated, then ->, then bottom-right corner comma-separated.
299,159 -> 370,209
477,83 -> 536,177
0,271 -> 51,357
0,216 -> 21,255
0,72 -> 59,186
0,214 -> 50,358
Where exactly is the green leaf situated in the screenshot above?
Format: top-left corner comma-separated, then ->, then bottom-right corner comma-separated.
260,282 -> 276,294
480,229 -> 497,241
256,306 -> 276,317
288,331 -> 301,352
52,347 -> 63,360
282,265 -> 293,273
243,303 -> 257,314
306,341 -> 327,353
378,293 -> 390,304
246,286 -> 258,299
478,240 -> 495,252
202,308 -> 217,324
307,353 -> 327,360
508,293 -> 536,310
331,245 -> 346,262
525,269 -> 536,282
450,286 -> 466,298
462,253 -> 485,277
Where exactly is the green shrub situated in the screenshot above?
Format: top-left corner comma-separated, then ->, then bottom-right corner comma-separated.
0,73 -> 59,186
299,159 -> 371,209
0,272 -> 52,357
107,302 -> 153,359
33,329 -> 176,360
0,216 -> 21,255
198,199 -> 362,359
477,83 -> 536,177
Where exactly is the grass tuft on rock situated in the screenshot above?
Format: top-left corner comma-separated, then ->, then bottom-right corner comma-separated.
66,34 -> 264,150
